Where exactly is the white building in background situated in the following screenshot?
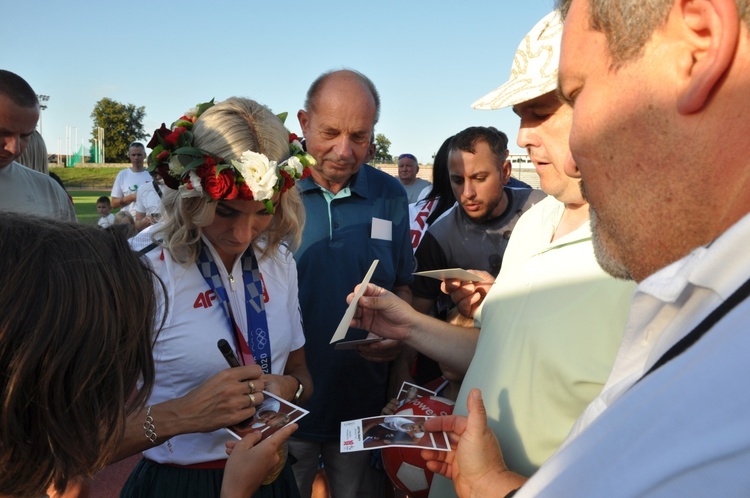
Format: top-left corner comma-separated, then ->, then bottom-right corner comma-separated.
509,154 -> 532,164
508,154 -> 540,188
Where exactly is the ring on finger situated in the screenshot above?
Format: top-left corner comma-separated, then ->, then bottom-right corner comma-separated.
247,393 -> 256,407
247,381 -> 256,393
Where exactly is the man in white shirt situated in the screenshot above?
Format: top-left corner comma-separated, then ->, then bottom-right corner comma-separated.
421,1 -> 750,496
111,142 -> 151,216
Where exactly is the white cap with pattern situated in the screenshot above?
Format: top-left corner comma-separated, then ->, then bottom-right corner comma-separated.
472,11 -> 563,110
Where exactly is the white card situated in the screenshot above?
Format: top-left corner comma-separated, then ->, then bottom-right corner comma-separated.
330,260 -> 379,344
412,268 -> 486,282
371,218 -> 393,241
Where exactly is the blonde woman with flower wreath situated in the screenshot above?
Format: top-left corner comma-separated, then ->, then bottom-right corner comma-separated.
119,97 -> 313,498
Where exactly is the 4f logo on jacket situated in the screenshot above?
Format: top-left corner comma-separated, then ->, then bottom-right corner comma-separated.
193,289 -> 217,309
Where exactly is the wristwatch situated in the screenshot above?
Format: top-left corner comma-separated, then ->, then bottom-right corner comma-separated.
293,377 -> 304,402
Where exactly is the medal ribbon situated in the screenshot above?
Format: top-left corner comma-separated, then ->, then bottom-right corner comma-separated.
196,242 -> 271,374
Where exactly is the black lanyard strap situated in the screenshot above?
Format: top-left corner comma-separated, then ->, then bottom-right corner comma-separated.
153,180 -> 163,198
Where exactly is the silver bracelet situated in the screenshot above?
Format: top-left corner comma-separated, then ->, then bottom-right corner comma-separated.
143,405 -> 157,444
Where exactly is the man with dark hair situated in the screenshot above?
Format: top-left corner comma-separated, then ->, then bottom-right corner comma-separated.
110,141 -> 151,216
411,126 -> 545,319
290,69 -> 414,497
0,70 -> 76,221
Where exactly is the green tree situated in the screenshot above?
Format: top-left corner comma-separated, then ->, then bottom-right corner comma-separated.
374,133 -> 393,164
90,98 -> 147,163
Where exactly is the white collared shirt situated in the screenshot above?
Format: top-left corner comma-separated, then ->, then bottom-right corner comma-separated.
519,213 -> 750,497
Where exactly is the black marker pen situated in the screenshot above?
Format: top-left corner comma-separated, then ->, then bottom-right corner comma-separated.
217,339 -> 241,368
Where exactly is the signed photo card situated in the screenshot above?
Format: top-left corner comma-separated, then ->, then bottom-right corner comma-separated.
226,390 -> 309,442
340,414 -> 450,453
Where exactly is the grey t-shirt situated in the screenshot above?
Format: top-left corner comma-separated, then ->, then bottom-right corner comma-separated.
0,162 -> 76,221
402,178 -> 432,203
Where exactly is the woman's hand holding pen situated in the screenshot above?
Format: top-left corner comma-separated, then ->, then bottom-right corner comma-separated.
171,365 -> 265,434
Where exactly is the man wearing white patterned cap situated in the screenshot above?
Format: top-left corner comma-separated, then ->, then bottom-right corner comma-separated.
417,0 -> 750,495
426,11 -> 637,495
345,11 -> 635,498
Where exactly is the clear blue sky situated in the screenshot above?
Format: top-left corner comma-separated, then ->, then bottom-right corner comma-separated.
3,1 -> 555,163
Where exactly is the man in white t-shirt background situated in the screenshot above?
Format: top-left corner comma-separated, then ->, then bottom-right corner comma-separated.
110,142 -> 151,216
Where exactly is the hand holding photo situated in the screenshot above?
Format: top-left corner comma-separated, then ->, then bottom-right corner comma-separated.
330,259 -> 379,344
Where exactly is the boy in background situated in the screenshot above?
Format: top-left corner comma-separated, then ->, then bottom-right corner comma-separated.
96,196 -> 114,228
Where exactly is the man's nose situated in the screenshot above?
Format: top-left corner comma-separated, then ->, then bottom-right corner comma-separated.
333,135 -> 355,160
516,121 -> 540,149
4,136 -> 22,155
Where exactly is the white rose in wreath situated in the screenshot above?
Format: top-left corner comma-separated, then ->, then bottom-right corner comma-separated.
232,151 -> 279,202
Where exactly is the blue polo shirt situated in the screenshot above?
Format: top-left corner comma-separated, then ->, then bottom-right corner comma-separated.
294,164 -> 414,440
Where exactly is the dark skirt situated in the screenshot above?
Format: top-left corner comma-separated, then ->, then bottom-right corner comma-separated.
120,457 -> 300,498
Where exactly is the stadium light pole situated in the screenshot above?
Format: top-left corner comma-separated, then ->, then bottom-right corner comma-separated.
36,94 -> 49,135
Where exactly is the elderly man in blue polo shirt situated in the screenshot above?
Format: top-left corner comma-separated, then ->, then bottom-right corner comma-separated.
289,69 -> 414,498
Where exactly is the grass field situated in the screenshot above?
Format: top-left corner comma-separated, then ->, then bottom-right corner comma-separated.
53,167 -> 122,225
53,166 -> 122,188
71,190 -> 111,225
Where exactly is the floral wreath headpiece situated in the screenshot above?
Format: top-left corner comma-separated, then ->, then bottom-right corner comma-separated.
147,99 -> 315,213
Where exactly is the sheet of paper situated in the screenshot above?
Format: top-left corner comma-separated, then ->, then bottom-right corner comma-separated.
412,268 -> 486,282
330,260 -> 379,344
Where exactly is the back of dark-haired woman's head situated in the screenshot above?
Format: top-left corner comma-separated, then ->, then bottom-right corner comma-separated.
426,135 -> 457,226
0,213 -> 160,497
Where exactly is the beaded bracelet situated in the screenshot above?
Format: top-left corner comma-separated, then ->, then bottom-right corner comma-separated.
143,405 -> 157,444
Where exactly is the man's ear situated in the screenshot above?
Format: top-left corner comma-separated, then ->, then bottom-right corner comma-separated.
364,143 -> 376,164
297,109 -> 309,136
677,0 -> 740,114
500,157 -> 512,185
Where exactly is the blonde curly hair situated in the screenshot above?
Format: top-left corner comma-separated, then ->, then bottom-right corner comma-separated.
152,97 -> 304,265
